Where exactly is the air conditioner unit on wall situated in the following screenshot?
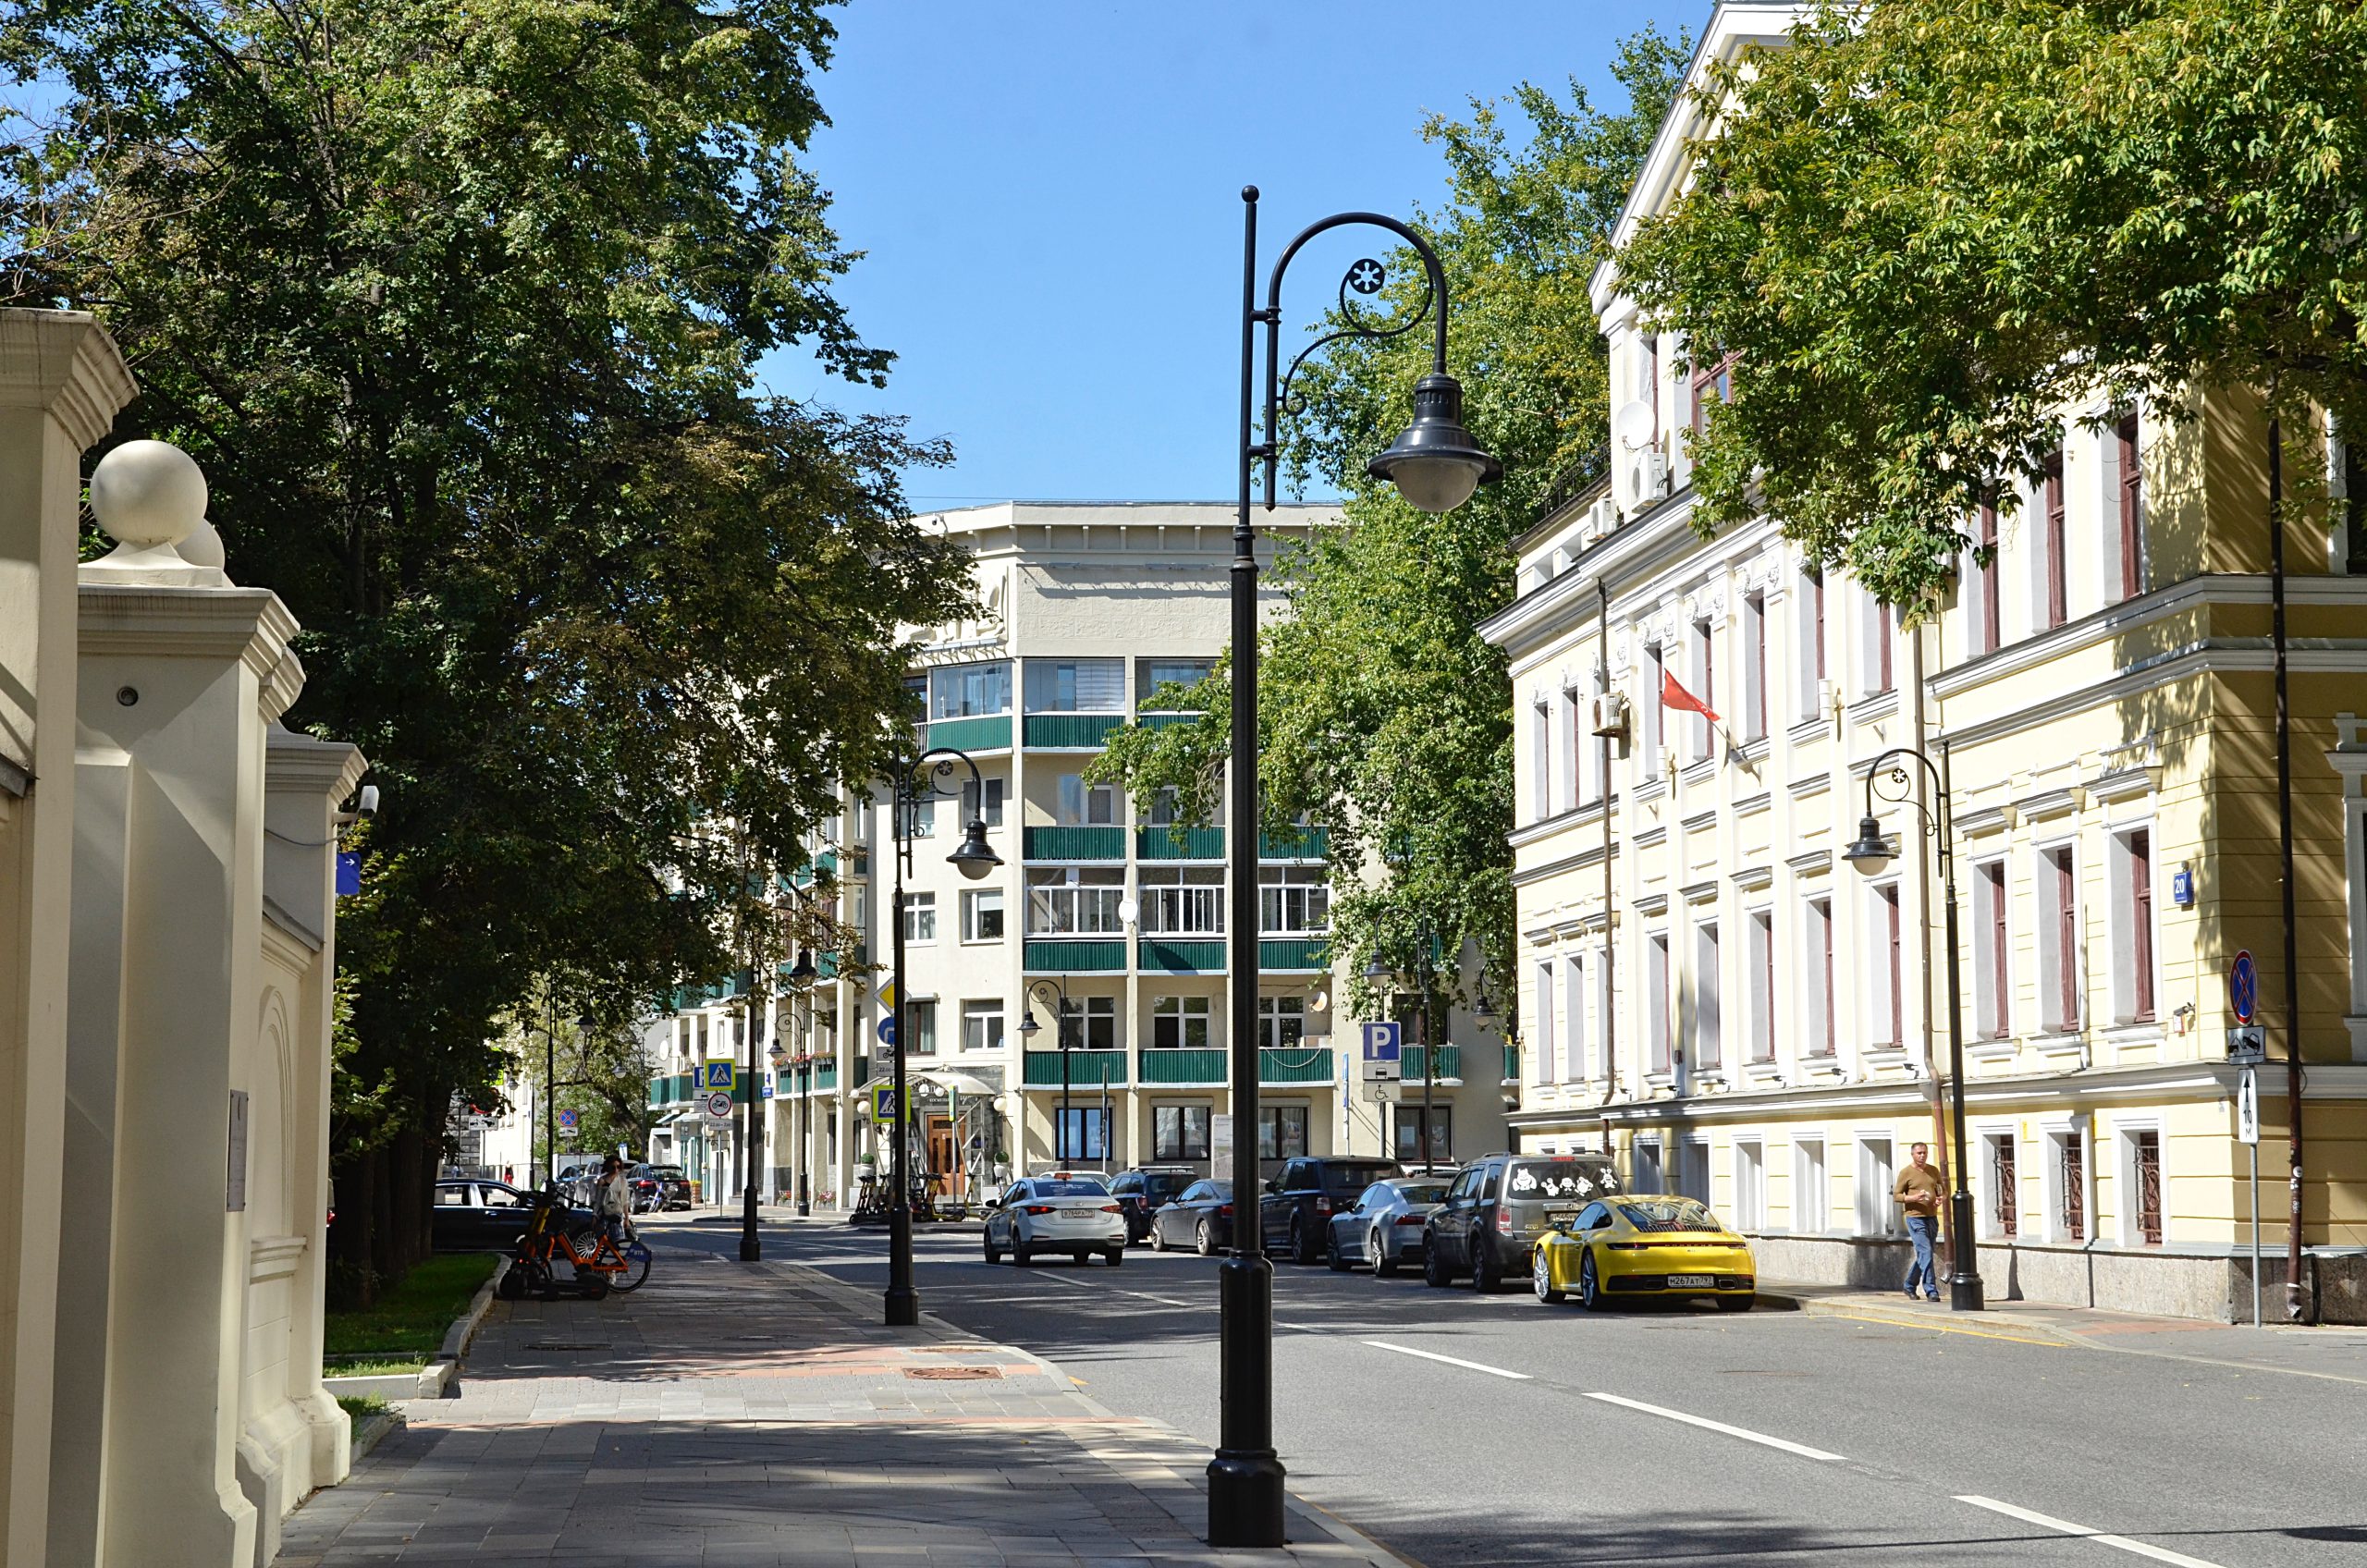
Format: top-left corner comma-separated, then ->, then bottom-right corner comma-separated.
1582,496 -> 1617,543
1632,449 -> 1670,505
1590,692 -> 1629,739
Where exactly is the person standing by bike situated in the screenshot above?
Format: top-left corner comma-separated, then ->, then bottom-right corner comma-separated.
597,1155 -> 636,1248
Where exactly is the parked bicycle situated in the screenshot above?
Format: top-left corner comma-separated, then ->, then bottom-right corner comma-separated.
497,1186 -> 651,1299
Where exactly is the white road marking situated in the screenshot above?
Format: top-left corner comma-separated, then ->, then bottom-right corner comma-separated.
1582,1391 -> 1846,1463
1361,1341 -> 1532,1380
1955,1496 -> 2231,1568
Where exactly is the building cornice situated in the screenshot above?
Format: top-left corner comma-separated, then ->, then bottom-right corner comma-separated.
0,308 -> 137,449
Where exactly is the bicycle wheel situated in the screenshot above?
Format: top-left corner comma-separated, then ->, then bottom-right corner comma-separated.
608,1240 -> 653,1292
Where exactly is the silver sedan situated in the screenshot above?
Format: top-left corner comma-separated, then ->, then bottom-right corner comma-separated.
1325,1178 -> 1450,1276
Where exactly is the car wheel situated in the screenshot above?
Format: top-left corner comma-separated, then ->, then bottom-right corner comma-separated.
1716,1292 -> 1754,1313
1014,1241 -> 1034,1268
1423,1240 -> 1451,1288
1472,1237 -> 1500,1293
1148,1220 -> 1168,1252
1578,1248 -> 1608,1312
1371,1229 -> 1397,1278
1326,1227 -> 1350,1271
1196,1219 -> 1218,1257
1104,1247 -> 1124,1268
983,1232 -> 1001,1265
1533,1245 -> 1565,1305
1290,1217 -> 1316,1267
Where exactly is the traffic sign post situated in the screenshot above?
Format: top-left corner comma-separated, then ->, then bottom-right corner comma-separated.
2238,1065 -> 2262,1328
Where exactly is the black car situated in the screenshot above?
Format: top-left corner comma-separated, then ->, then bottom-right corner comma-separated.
1425,1151 -> 1621,1292
433,1179 -> 594,1252
1110,1166 -> 1199,1243
630,1163 -> 693,1212
1259,1156 -> 1404,1265
1147,1180 -> 1236,1255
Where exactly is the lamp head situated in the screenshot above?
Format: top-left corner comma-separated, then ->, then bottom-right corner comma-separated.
949,816 -> 1001,880
1363,954 -> 1392,985
1366,372 -> 1502,514
1842,815 -> 1894,875
789,949 -> 818,984
1474,989 -> 1498,1023
1017,1011 -> 1042,1040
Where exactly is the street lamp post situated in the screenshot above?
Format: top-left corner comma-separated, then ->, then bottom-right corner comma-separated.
1018,976 -> 1079,1166
1212,187 -> 1499,1549
741,964 -> 765,1261
1843,741 -> 1984,1313
886,746 -> 1003,1327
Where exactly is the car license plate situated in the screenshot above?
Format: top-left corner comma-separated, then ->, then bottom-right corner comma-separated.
1667,1273 -> 1714,1288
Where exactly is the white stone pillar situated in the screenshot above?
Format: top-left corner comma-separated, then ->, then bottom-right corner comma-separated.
0,310 -> 132,1568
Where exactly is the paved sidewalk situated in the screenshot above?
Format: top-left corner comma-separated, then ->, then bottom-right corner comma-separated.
281,1238 -> 1405,1567
1762,1279 -> 2367,1381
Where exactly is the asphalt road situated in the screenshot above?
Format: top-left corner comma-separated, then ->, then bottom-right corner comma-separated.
661,1219 -> 2367,1568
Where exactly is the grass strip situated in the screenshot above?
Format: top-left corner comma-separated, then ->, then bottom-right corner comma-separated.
324,1253 -> 497,1360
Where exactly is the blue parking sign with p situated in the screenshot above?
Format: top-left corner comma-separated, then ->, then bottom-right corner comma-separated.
701,1060 -> 735,1091
1362,1021 -> 1403,1062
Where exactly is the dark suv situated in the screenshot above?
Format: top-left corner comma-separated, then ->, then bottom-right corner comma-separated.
1425,1151 -> 1621,1292
630,1162 -> 693,1212
1110,1166 -> 1198,1243
1261,1156 -> 1404,1264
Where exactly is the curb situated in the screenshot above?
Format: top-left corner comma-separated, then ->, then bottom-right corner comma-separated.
435,1257 -> 509,1365
324,1257 -> 509,1403
348,1407 -> 404,1467
1759,1287 -> 2088,1347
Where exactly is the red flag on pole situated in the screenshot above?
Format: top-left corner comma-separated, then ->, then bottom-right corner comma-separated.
1661,668 -> 1721,725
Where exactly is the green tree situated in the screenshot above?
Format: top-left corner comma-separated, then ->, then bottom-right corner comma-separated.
3,0 -> 969,1294
1614,0 -> 2367,607
1093,28 -> 1688,1000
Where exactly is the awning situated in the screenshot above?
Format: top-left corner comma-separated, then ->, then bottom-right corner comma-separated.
913,1070 -> 997,1097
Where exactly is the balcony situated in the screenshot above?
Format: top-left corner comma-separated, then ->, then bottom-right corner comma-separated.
1263,1046 -> 1334,1084
1142,712 -> 1203,731
1138,826 -> 1224,860
646,1072 -> 695,1109
1138,1047 -> 1227,1085
1023,713 -> 1124,749
1260,938 -> 1329,972
1138,937 -> 1225,974
1022,1049 -> 1128,1088
1503,1045 -> 1521,1083
1023,825 -> 1124,861
1403,1044 -> 1462,1084
812,1062 -> 838,1093
1024,938 -> 1128,973
926,714 -> 1012,753
1258,827 -> 1329,861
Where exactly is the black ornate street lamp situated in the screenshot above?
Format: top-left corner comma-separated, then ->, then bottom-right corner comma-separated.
886,746 -> 1002,1326
1213,188 -> 1500,1549
778,891 -> 826,1219
1018,975 -> 1082,1168
1842,741 -> 1984,1313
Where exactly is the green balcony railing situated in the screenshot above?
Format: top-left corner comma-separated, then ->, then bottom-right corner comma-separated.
646,1072 -> 695,1108
1138,937 -> 1225,973
1143,712 -> 1203,730
1262,1046 -> 1334,1084
1259,938 -> 1329,972
811,1062 -> 838,1093
926,714 -> 1012,753
1024,825 -> 1124,861
1024,938 -> 1128,973
1503,1044 -> 1522,1083
1023,713 -> 1124,749
1137,1047 -> 1228,1085
1022,1049 -> 1129,1088
1258,827 -> 1329,861
1404,1044 -> 1463,1083
1138,826 -> 1225,860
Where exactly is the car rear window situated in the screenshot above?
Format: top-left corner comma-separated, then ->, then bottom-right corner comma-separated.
1322,1162 -> 1398,1193
1036,1179 -> 1110,1197
1505,1158 -> 1618,1202
1615,1198 -> 1721,1232
1143,1172 -> 1194,1200
1395,1182 -> 1449,1205
647,1166 -> 686,1180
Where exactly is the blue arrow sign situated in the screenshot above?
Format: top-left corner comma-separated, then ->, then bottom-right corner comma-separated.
876,1015 -> 898,1047
1361,1021 -> 1403,1062
2230,949 -> 2257,1024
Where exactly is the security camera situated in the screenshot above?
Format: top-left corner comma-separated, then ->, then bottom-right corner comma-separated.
359,784 -> 380,816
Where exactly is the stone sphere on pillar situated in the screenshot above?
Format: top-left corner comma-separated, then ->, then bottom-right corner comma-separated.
90,439 -> 207,550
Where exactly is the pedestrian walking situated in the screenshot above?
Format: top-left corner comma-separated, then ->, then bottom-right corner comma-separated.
597,1155 -> 636,1245
1894,1143 -> 1944,1301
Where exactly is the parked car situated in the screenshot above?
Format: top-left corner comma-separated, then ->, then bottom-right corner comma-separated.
1324,1177 -> 1450,1276
1260,1157 -> 1404,1265
434,1179 -> 590,1252
1424,1151 -> 1622,1292
629,1163 -> 693,1212
1147,1180 -> 1236,1256
1532,1194 -> 1755,1312
1110,1166 -> 1199,1243
555,1161 -> 601,1207
982,1173 -> 1127,1266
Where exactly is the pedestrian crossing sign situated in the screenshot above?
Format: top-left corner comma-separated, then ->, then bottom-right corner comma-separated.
869,1084 -> 911,1122
700,1060 -> 735,1091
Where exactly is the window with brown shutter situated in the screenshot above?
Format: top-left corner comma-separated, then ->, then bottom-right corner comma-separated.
1985,862 -> 2009,1037
2053,848 -> 2079,1029
1690,349 -> 1736,435
1883,885 -> 1903,1046
2130,830 -> 2154,1021
1979,502 -> 2001,654
2043,451 -> 2068,629
2116,413 -> 2144,599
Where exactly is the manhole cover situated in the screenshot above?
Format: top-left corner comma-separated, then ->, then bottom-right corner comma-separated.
526,1342 -> 611,1351
903,1366 -> 1001,1381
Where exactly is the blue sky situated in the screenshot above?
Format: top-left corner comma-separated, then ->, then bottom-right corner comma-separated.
767,1 -> 1708,508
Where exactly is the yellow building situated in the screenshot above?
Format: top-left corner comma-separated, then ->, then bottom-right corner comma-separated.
1480,4 -> 2367,1321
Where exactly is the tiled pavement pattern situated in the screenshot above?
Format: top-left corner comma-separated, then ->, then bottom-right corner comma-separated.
280,1241 -> 1407,1567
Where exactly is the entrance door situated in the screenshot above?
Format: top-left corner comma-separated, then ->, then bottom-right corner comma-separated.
926,1116 -> 962,1198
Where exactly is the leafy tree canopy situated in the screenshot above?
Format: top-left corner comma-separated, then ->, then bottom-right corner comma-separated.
1093,28 -> 1688,1001
1616,0 -> 2367,609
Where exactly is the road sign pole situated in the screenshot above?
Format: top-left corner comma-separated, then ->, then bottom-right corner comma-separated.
2251,1138 -> 2263,1329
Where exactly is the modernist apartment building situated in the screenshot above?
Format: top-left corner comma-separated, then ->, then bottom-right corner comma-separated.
648,501 -> 1511,1207
1481,3 -> 2367,1320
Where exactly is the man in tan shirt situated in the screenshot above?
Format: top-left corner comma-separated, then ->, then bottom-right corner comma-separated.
1893,1143 -> 1945,1301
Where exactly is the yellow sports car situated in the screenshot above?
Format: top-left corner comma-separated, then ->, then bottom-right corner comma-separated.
1531,1195 -> 1755,1312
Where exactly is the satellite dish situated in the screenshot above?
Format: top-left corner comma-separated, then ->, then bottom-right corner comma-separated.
1116,896 -> 1141,927
1613,399 -> 1656,451
1307,989 -> 1330,1013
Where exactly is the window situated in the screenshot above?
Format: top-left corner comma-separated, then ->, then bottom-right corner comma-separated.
2113,827 -> 2157,1023
1024,657 -> 1122,713
1692,922 -> 1722,1072
1805,895 -> 1835,1056
1564,688 -> 1589,807
1734,1141 -> 1765,1231
2042,450 -> 2068,630
1803,570 -> 1827,718
1532,960 -> 1556,1084
2116,411 -> 2144,600
1857,1137 -> 1896,1236
904,796 -> 937,839
1138,658 -> 1212,707
1646,933 -> 1672,1073
960,1000 -> 1003,1054
930,661 -> 1011,719
1141,868 -> 1223,933
1632,1137 -> 1663,1194
1976,501 -> 2002,655
1055,773 -> 1118,826
1747,912 -> 1774,1062
1531,696 -> 1552,820
1055,1108 -> 1108,1161
1153,1105 -> 1211,1161
1257,1104 -> 1308,1161
1689,345 -> 1735,435
2129,1127 -> 2163,1245
1793,1138 -> 1828,1234
1742,594 -> 1767,741
1154,995 -> 1213,1051
1147,785 -> 1222,827
1392,1104 -> 1452,1164
2040,845 -> 2080,1031
1258,995 -> 1305,1050
1259,867 -> 1330,934
1975,861 -> 2010,1038
960,888 -> 1005,943
1861,591 -> 1893,696
1060,995 -> 1118,1051
1640,643 -> 1664,776
906,999 -> 937,1057
959,777 -> 1006,827
1563,954 -> 1588,1083
2052,1126 -> 2089,1242
1986,1133 -> 2019,1238
1871,884 -> 1903,1047
1689,619 -> 1715,760
901,891 -> 936,944
1678,1139 -> 1711,1204
1027,868 -> 1125,935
